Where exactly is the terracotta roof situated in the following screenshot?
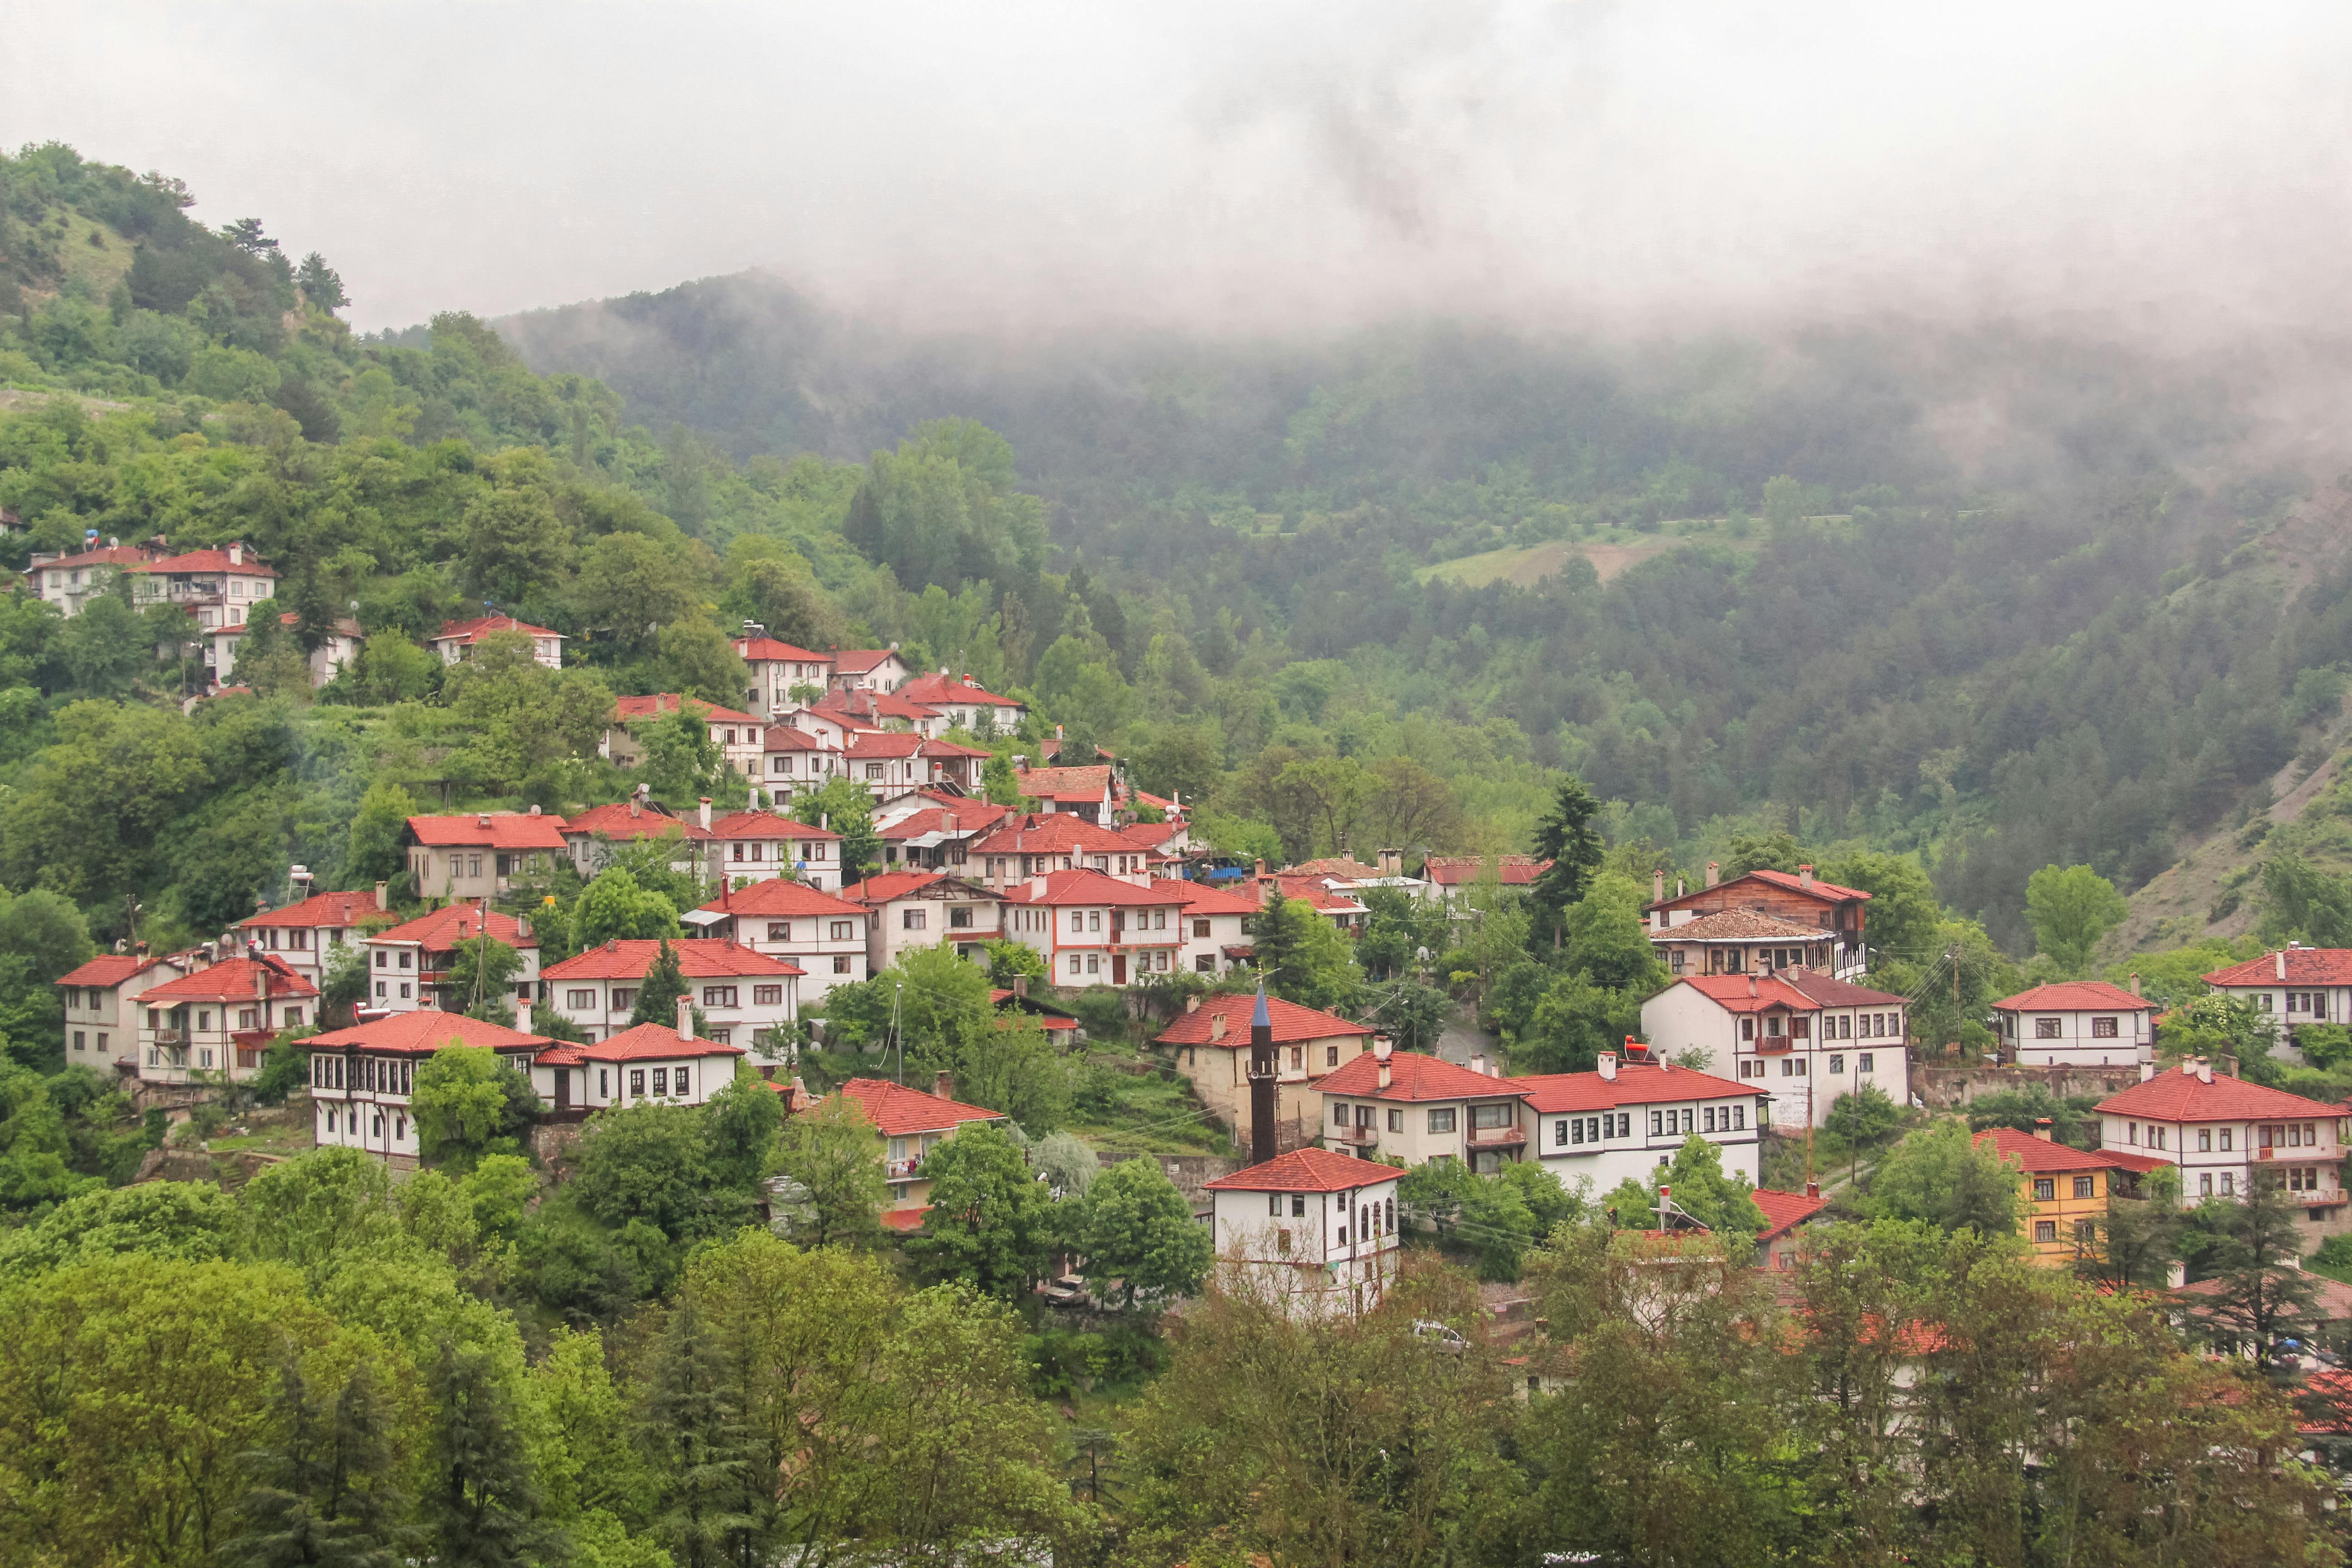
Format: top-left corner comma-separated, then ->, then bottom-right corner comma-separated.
897,673 -> 1023,708
817,687 -> 937,723
1992,981 -> 2150,1013
1659,909 -> 1830,942
1001,868 -> 1183,909
1421,854 -> 1550,887
31,543 -> 156,572
1014,765 -> 1113,801
1650,868 -> 1871,911
1157,992 -> 1374,1048
1153,878 -> 1261,916
1288,857 -> 1387,879
565,1022 -> 748,1062
880,1205 -> 930,1231
840,870 -> 949,902
1974,1127 -> 2152,1174
1511,1063 -> 1754,1112
142,955 -> 317,1003
1749,1187 -> 1828,1242
433,612 -> 559,644
829,650 -> 902,676
369,903 -> 537,953
761,725 -> 838,753
917,738 -> 991,759
836,1077 -> 1005,1136
735,636 -> 829,663
543,938 -> 805,981
1251,875 -> 1370,916
238,890 -> 386,931
2094,1069 -> 2344,1122
845,732 -> 926,759
55,954 -> 172,989
1664,974 -> 1822,1015
710,809 -> 839,842
1204,1147 -> 1397,1194
127,546 -> 276,578
2204,949 -> 2352,988
1319,1050 -> 1522,1103
1119,822 -> 1186,849
1774,969 -> 1908,1008
971,813 -> 1137,857
613,693 -> 763,726
306,1010 -> 553,1055
562,803 -> 715,843
697,880 -> 867,920
877,807 -> 965,843
906,791 -> 1011,828
407,813 -> 569,850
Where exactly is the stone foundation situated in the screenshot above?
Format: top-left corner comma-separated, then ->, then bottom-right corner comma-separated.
1914,1063 -> 2152,1112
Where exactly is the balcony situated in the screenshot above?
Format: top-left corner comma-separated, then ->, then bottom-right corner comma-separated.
152,1029 -> 184,1045
885,1158 -> 923,1180
1467,1124 -> 1527,1149
1334,1125 -> 1380,1148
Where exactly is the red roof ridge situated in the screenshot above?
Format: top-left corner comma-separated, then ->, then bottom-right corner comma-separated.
1205,1147 -> 1398,1194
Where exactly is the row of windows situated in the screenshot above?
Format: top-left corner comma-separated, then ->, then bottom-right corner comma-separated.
70,1030 -> 109,1054
1743,1053 -> 1876,1078
1740,1011 -> 1901,1043
557,984 -> 786,1011
767,755 -> 838,775
765,920 -> 861,942
2028,1015 -> 2123,1038
728,839 -> 831,861
314,1054 -> 418,1095
1556,1113 -> 1632,1146
323,1107 -> 407,1142
2032,1176 -> 2099,1201
1066,950 -> 1175,975
2122,1120 -> 2327,1151
142,1005 -> 304,1031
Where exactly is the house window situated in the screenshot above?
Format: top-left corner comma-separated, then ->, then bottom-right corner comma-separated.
2259,994 -> 2274,1011
1857,1053 -> 1873,1072
652,1068 -> 669,1095
1427,1107 -> 1457,1134
2034,1017 -> 2061,1039
1791,1017 -> 1811,1040
1086,955 -> 1100,975
568,990 -> 595,1009
2222,1171 -> 2235,1195
1068,956 -> 1083,975
1289,1047 -> 1303,1071
1196,955 -> 1215,974
2034,1178 -> 2055,1201
768,922 -> 792,941
2073,1176 -> 2096,1198
284,1008 -> 302,1027
949,906 -> 973,929
1740,1018 -> 1754,1040
613,989 -> 637,1011
73,1031 -> 84,1051
1193,919 -> 1211,938
1387,1108 -> 1403,1132
1333,1103 -> 1350,1127
2219,1128 -> 2232,1150
865,764 -> 884,780
399,984 -> 411,1000
1828,1054 -> 1844,1074
2092,1017 -> 2119,1038
2034,1220 -> 2057,1244
630,1069 -> 646,1097
1327,1045 -> 1340,1067
753,985 -> 783,1006
1471,1103 -> 1512,1129
833,956 -> 851,974
1276,1228 -> 1292,1254
903,910 -> 927,931
829,921 -> 854,940
2198,1128 -> 2211,1151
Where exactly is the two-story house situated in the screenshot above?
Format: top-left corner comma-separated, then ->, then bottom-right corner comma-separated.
1640,970 -> 1908,1129
215,610 -> 365,689
1516,1055 -> 1768,1187
709,809 -> 844,891
126,542 -> 279,685
1000,868 -> 1188,986
686,878 -> 872,998
972,813 -> 1154,887
1165,879 -> 1264,976
57,950 -> 196,1070
603,694 -> 768,779
758,724 -> 844,800
839,871 -> 1007,972
844,732 -> 931,798
1647,907 -> 1842,979
531,1002 -> 746,1114
27,539 -> 157,615
428,613 -> 564,668
1644,864 -> 1873,979
2097,1060 -> 2351,1231
1158,991 -> 1378,1154
403,810 -> 570,900
733,633 -> 836,715
137,954 -> 318,1083
830,1075 -> 1008,1221
1012,764 -> 1116,823
1418,854 -> 1551,910
1204,1147 -> 1401,1319
1319,1045 -> 1534,1174
561,796 -> 714,884
542,938 -> 802,1057
895,671 -> 1028,735
1975,1125 -> 2169,1264
1992,980 -> 2155,1068
234,885 -> 390,989
307,1009 -> 552,1164
363,902 -> 540,1014
2201,946 -> 2352,1044
875,794 -> 1012,875
828,648 -> 914,693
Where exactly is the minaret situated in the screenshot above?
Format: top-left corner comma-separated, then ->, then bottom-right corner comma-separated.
1247,980 -> 1278,1166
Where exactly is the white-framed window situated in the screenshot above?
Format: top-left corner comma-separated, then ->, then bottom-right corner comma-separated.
567,989 -> 594,1009
1857,1053 -> 1873,1072
829,921 -> 854,940
753,984 -> 783,1006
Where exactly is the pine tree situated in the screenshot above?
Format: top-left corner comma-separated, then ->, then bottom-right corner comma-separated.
630,939 -> 690,1029
424,1340 -> 549,1568
641,1300 -> 759,1568
228,1362 -> 412,1568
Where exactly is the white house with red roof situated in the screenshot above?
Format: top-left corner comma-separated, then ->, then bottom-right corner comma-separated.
1012,764 -> 1117,823
2098,1060 -> 2350,1224
541,938 -> 802,1053
708,808 -> 844,891
1205,1147 -> 1402,1319
1158,992 -> 1378,1153
125,542 -> 279,685
1241,867 -> 1372,935
235,886 -> 392,988
1644,864 -> 1873,980
757,723 -> 846,800
57,951 -> 196,1072
839,871 -> 1007,972
560,796 -> 715,882
1514,1054 -> 1767,1187
603,694 -> 768,778
1166,878 -> 1262,976
306,1009 -> 554,1164
27,539 -> 158,615
403,810 -> 569,901
212,610 -> 365,689
1319,1043 -> 1533,1174
362,902 -> 540,1014
844,731 -> 931,797
972,813 -> 1154,887
1639,969 -> 1909,1129
1992,980 -> 2154,1068
532,1003 -> 746,1114
2202,945 -> 2352,1042
733,633 -> 835,714
827,1075 -> 1008,1218
828,648 -> 914,693
896,670 -> 1028,734
137,954 -> 318,1083
1000,868 -> 1188,986
1648,907 -> 1843,979
1419,854 -> 1552,910
428,613 -> 564,669
686,879 -> 873,998
816,685 -> 951,738
874,792 -> 1012,876
1752,1186 -> 1831,1271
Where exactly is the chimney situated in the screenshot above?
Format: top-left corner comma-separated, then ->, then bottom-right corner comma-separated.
2180,1059 -> 2197,1076
1013,975 -> 1029,999
1254,858 -> 1268,880
676,996 -> 694,1041
629,796 -> 642,818
1377,1061 -> 1392,1090
1654,868 -> 1666,902
933,1070 -> 955,1100
2277,950 -> 2288,980
516,915 -> 533,941
699,798 -> 713,831
2196,1057 -> 2213,1084
1471,1053 -> 1487,1076
1379,847 -> 1402,877
2032,1118 -> 2053,1142
1706,861 -> 1720,887
1209,1011 -> 1227,1042
253,960 -> 268,1002
374,880 -> 389,911
228,542 -> 242,565
1798,864 -> 1814,889
516,999 -> 533,1035
1374,1035 -> 1393,1061
1804,1180 -> 1819,1199
2166,1259 -> 2187,1290
1598,1051 -> 1617,1081
1246,983 -> 1278,1165
1747,974 -> 1758,998
1676,878 -> 1685,898
1184,991 -> 1199,1013
2130,972 -> 2142,998
2141,1062 -> 2156,1081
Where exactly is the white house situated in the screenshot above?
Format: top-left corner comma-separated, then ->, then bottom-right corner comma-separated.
874,793 -> 1012,876
428,613 -> 564,668
758,724 -> 845,799
895,671 -> 1028,735
307,1009 -> 550,1165
685,879 -> 873,999
2097,1059 -> 2351,1230
57,950 -> 196,1073
734,633 -> 836,715
540,937 -> 801,1058
1991,980 -> 2154,1068
531,1004 -> 746,1113
25,539 -> 157,616
402,810 -> 570,902
125,542 -> 279,687
1204,1147 -> 1402,1319
135,954 -> 318,1084
1318,1045 -> 1534,1175
362,902 -> 540,1015
829,1075 -> 1009,1220
1514,1055 -> 1766,1188
604,695 -> 767,779
972,813 -> 1156,887
709,809 -> 844,891
839,871 -> 1007,973
1164,878 -> 1263,976
828,648 -> 914,693
1639,970 -> 1908,1129
560,797 -> 715,883
1000,868 -> 1189,987
2201,945 -> 2352,1042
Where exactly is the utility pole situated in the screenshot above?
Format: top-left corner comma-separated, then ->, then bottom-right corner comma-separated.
1247,981 -> 1277,1166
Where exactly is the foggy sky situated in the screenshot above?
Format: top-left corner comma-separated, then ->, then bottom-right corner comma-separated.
10,3 -> 2352,341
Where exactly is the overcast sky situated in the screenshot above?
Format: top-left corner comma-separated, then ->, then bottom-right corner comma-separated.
10,3 -> 2352,339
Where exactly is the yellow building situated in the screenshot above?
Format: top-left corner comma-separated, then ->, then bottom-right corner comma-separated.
1975,1125 -> 2167,1264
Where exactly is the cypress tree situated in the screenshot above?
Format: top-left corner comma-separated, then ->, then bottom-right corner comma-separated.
630,939 -> 690,1029
424,1339 -> 549,1568
642,1300 -> 759,1568
229,1361 -> 413,1568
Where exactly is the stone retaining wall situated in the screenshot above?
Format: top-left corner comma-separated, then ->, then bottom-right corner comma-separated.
1914,1063 -> 2153,1111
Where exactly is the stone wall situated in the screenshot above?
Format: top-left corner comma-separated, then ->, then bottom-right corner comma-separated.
1914,1063 -> 2151,1111
1097,1150 -> 1243,1204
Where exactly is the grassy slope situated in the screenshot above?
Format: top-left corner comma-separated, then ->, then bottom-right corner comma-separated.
1417,516 -> 1768,588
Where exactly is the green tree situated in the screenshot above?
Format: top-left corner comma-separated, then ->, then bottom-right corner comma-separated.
1865,1120 -> 2021,1235
444,633 -> 613,794
0,700 -> 208,906
954,1017 -> 1070,1133
1065,1155 -> 1212,1310
1251,895 -> 1359,1013
628,940 -> 690,1029
461,486 -> 571,605
701,1073 -> 776,1192
343,781 -> 418,887
1722,827 -> 1814,878
423,1338 -> 549,1568
1820,850 -> 1943,964
640,1300 -> 756,1568
2024,862 -> 2129,973
905,1122 -> 1052,1299
295,252 -> 346,314
633,703 -> 725,810
343,634 -> 437,706
822,945 -> 993,1071
774,1095 -> 886,1245
2180,1175 -> 2324,1367
789,777 -> 881,883
447,937 -> 523,1022
1529,774 -> 1605,939
412,1047 -> 536,1170
1601,1135 -> 1767,1237
226,1361 -> 413,1568
1561,872 -> 1667,992
979,937 -> 1047,990
573,533 -> 701,660
572,868 -> 681,950
980,751 -> 1025,808
653,620 -> 750,711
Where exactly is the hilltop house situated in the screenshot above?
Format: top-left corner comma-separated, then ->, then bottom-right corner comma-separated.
838,871 -> 1006,972
1204,1148 -> 1401,1319
403,811 -> 569,901
895,671 -> 1028,734
1166,878 -> 1263,976
1000,868 -> 1189,986
541,938 -> 801,1055
1419,854 -> 1551,909
1975,1126 -> 2168,1264
875,793 -> 1011,875
1644,864 -> 1872,979
1318,1044 -> 1533,1174
1013,764 -> 1117,823
1991,980 -> 2155,1068
2097,1060 -> 2351,1230
603,694 -> 768,778
234,885 -> 391,988
709,809 -> 844,891
137,955 -> 317,1084
1754,1186 -> 1831,1271
1515,1056 -> 1766,1187
560,796 -> 714,882
828,1076 -> 1007,1222
27,539 -> 158,615
126,543 -> 278,685
2201,946 -> 2352,1043
58,951 -> 196,1073
1158,992 -> 1378,1153
531,1005 -> 745,1114
307,1010 -> 552,1165
428,613 -> 564,668
733,634 -> 835,714
759,724 -> 846,799
1639,970 -> 1910,1129
686,878 -> 872,998
972,814 -> 1154,887
828,649 -> 915,693
362,902 -> 540,1015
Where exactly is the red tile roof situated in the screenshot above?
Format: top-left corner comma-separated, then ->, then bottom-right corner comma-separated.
1319,1050 -> 1521,1102
1774,970 -> 1908,1008
918,738 -> 991,759
2094,1069 -> 2344,1122
1420,854 -> 1550,887
1205,1147 -> 1397,1194
55,954 -> 172,989
612,693 -> 762,726
1153,878 -> 1261,916
1288,857 -> 1387,879
2203,949 -> 2352,988
1742,868 -> 1871,901
433,613 -> 559,644
543,938 -> 804,981
735,636 -> 830,663
710,809 -> 839,841
562,803 -> 715,843
1661,909 -> 1831,941
880,1205 -> 930,1231
1992,981 -> 2150,1013
306,1010 -> 553,1055
1511,1063 -> 1754,1112
1001,868 -> 1183,910
238,890 -> 387,931
407,813 -> 570,850
897,673 -> 1023,708
761,725 -> 839,753
32,543 -> 157,572
817,687 -> 937,724
836,1077 -> 1005,1136
566,1022 -> 748,1062
845,732 -> 925,759
142,955 -> 317,1003
840,870 -> 950,902
1014,765 -> 1113,801
1749,1187 -> 1828,1242
971,813 -> 1137,857
830,650 -> 902,676
128,546 -> 276,578
1974,1127 -> 2151,1174
1157,992 -> 1374,1048
697,880 -> 867,920
1664,974 -> 1822,1015
369,903 -> 538,953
